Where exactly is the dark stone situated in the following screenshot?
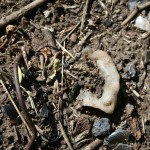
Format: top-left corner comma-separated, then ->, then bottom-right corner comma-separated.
39,103 -> 49,117
102,19 -> 113,27
2,103 -> 18,119
92,118 -> 111,137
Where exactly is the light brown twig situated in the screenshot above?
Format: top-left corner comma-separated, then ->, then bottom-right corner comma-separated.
57,51 -> 74,150
0,0 -> 48,28
56,40 -> 75,59
83,139 -> 103,150
122,1 -> 150,26
80,0 -> 90,34
60,22 -> 80,44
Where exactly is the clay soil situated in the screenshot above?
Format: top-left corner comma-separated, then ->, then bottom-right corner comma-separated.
0,0 -> 150,149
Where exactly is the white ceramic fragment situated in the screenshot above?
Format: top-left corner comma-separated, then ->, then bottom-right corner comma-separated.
43,10 -> 50,18
134,15 -> 150,33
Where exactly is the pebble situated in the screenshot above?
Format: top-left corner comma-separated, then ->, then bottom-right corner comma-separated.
92,118 -> 111,137
39,103 -> 49,117
102,18 -> 113,27
70,33 -> 77,42
126,63 -> 136,78
104,129 -> 130,148
125,103 -> 134,115
114,143 -> 132,150
43,10 -> 51,18
62,93 -> 68,100
2,103 -> 18,119
127,0 -> 145,11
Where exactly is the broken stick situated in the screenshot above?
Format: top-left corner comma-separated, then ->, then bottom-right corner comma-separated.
122,1 -> 150,26
0,0 -> 48,28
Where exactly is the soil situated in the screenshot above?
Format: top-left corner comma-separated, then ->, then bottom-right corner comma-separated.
0,0 -> 150,149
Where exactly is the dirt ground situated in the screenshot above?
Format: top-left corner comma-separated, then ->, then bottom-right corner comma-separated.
0,0 -> 150,149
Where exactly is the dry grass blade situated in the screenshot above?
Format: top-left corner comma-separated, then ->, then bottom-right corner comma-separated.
57,52 -> 74,150
0,79 -> 32,137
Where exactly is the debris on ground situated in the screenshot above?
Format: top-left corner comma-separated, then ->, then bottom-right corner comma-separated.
0,0 -> 149,149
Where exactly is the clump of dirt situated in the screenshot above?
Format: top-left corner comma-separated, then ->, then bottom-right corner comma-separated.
0,0 -> 149,149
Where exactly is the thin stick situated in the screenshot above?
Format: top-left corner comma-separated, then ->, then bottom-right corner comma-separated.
98,0 -> 108,18
0,79 -> 32,136
57,47 -> 74,150
64,70 -> 78,80
122,1 -> 150,26
56,40 -> 75,59
60,22 -> 80,44
83,139 -> 103,150
0,39 -> 8,50
58,120 -> 74,150
78,30 -> 92,46
0,0 -> 48,28
80,0 -> 90,34
141,113 -> 145,134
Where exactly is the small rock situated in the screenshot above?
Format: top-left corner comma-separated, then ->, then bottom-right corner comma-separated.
70,33 -> 77,42
92,118 -> 111,137
102,18 -> 113,27
114,143 -> 132,150
125,103 -> 134,115
104,129 -> 130,148
43,10 -> 51,18
127,0 -> 145,11
39,103 -> 49,117
62,93 -> 68,100
135,15 -> 150,33
126,63 -> 136,78
127,0 -> 138,11
2,103 -> 18,120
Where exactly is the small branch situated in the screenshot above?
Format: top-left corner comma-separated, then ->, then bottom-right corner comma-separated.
83,139 -> 103,150
122,1 -> 150,26
60,22 -> 80,44
57,48 -> 74,150
80,0 -> 90,34
0,0 -> 48,28
78,30 -> 92,46
56,40 -> 75,59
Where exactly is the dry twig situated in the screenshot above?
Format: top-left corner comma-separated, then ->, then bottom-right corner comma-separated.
83,139 -> 103,150
56,40 -> 75,59
57,51 -> 74,150
60,22 -> 80,44
0,0 -> 48,28
78,30 -> 92,46
98,0 -> 108,18
122,1 -> 150,26
80,0 -> 90,34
